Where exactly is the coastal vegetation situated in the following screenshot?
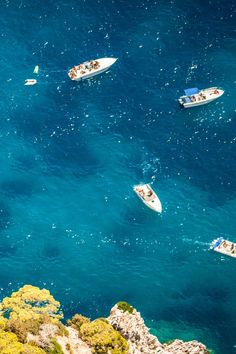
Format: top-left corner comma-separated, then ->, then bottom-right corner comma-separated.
0,330 -> 46,353
80,319 -> 129,354
0,285 -> 62,321
0,284 -> 210,354
67,314 -> 90,331
0,285 -> 129,354
117,301 -> 134,314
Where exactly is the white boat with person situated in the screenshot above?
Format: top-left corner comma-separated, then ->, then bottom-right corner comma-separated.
24,79 -> 37,86
179,87 -> 224,108
211,237 -> 236,258
134,184 -> 162,213
68,57 -> 117,81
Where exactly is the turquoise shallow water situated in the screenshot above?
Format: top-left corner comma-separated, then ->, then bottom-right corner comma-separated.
0,0 -> 236,352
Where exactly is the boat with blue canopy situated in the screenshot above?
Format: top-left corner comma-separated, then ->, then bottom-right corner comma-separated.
210,237 -> 236,258
179,86 -> 224,108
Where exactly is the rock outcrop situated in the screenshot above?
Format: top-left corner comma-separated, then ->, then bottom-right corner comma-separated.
57,326 -> 92,354
108,305 -> 162,354
28,324 -> 92,354
26,303 -> 210,354
108,304 -> 209,354
163,339 -> 209,354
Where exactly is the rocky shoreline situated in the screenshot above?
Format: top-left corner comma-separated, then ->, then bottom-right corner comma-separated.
108,304 -> 210,354
28,303 -> 210,354
0,285 -> 211,354
48,302 -> 210,354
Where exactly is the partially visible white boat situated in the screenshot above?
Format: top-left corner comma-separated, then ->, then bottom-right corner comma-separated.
68,57 -> 117,81
134,184 -> 162,213
179,87 -> 224,108
24,79 -> 37,86
210,237 -> 236,258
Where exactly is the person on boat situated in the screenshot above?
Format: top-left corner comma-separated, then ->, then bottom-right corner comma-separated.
136,186 -> 143,193
146,191 -> 155,201
146,189 -> 153,197
94,60 -> 100,69
84,62 -> 91,70
230,243 -> 235,253
198,93 -> 203,100
142,186 -> 154,201
70,68 -> 77,79
214,89 -> 219,94
136,186 -> 146,199
88,61 -> 94,71
222,241 -> 227,248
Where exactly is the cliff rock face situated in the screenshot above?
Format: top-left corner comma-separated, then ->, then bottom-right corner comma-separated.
108,305 -> 209,354
163,339 -> 209,354
57,327 -> 92,354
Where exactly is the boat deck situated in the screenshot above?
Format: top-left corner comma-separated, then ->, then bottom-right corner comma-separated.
212,238 -> 236,258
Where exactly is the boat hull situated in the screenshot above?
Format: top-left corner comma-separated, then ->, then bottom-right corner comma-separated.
134,184 -> 162,213
179,87 -> 224,108
74,67 -> 110,80
211,237 -> 236,258
68,58 -> 117,81
24,79 -> 37,86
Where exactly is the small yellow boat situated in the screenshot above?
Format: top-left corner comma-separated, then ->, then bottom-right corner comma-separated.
33,65 -> 39,74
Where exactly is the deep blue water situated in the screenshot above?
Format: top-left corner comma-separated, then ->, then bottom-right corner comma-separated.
0,0 -> 236,352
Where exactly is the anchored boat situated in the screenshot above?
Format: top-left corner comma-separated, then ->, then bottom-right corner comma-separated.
68,57 -> 117,81
134,184 -> 162,213
179,87 -> 224,108
211,237 -> 236,258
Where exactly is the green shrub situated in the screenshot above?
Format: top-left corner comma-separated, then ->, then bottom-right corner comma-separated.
65,343 -> 70,350
0,285 -> 63,321
117,302 -> 134,314
80,319 -> 129,354
67,314 -> 90,331
97,318 -> 109,324
0,330 -> 46,353
22,344 -> 47,353
5,318 -> 43,343
47,339 -> 64,354
56,322 -> 69,337
0,317 -> 6,330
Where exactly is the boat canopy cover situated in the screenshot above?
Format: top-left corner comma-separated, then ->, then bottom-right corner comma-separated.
184,88 -> 199,96
213,237 -> 224,249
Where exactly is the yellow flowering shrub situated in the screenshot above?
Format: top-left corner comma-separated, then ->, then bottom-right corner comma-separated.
0,330 -> 46,354
0,285 -> 63,321
67,313 -> 90,330
0,316 -> 6,330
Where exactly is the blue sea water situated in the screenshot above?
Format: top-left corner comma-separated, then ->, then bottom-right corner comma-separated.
0,0 -> 236,352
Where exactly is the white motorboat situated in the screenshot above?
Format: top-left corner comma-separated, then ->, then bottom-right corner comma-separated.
68,57 -> 117,81
179,87 -> 224,108
210,237 -> 236,258
134,184 -> 162,213
24,79 -> 37,86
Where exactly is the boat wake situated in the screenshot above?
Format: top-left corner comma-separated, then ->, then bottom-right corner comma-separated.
141,157 -> 162,183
